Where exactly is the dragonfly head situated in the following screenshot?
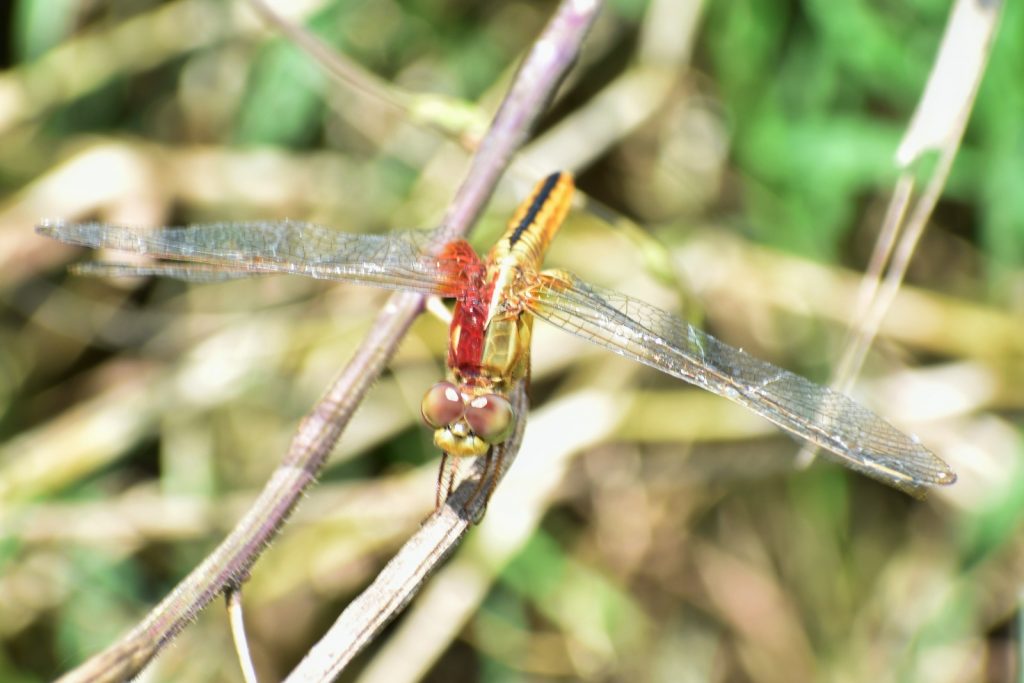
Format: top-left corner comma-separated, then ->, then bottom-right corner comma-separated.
421,381 -> 515,457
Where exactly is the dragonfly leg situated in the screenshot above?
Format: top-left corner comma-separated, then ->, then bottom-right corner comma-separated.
436,447 -> 506,522
435,453 -> 460,510
463,448 -> 504,524
483,449 -> 505,513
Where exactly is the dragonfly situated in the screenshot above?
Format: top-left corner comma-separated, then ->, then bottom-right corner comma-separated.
36,172 -> 956,499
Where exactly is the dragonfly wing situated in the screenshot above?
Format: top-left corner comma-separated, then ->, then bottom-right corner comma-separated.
71,262 -> 268,281
37,220 -> 462,295
525,270 -> 956,489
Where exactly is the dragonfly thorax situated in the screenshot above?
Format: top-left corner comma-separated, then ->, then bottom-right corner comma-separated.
448,276 -> 533,389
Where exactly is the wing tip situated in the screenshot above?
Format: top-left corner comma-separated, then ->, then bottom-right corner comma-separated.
36,219 -> 102,247
36,220 -> 62,237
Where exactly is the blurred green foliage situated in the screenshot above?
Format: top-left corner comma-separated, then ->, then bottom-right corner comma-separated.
707,0 -> 1024,276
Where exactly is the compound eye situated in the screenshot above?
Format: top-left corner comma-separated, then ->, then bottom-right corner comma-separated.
421,382 -> 465,428
464,393 -> 515,444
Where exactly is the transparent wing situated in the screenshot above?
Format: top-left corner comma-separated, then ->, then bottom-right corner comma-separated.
71,262 -> 265,281
37,220 -> 465,295
525,270 -> 956,490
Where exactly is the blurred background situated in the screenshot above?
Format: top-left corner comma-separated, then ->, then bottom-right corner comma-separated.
1,0 -> 1023,681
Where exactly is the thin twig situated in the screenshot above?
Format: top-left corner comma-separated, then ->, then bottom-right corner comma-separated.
433,0 -> 602,244
285,384 -> 529,682
355,386 -> 626,683
838,0 -> 1002,380
55,1 -> 600,680
794,0 -> 1001,471
226,587 -> 260,683
244,0 -> 412,116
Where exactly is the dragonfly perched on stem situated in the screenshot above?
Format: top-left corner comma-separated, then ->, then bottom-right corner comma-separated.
37,172 -> 956,503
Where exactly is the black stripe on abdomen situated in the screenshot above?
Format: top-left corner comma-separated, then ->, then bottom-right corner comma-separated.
508,172 -> 563,247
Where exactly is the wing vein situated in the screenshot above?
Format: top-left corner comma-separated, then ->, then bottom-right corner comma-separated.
526,271 -> 954,489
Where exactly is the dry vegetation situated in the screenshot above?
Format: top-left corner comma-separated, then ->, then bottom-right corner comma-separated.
1,0 -> 1022,681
